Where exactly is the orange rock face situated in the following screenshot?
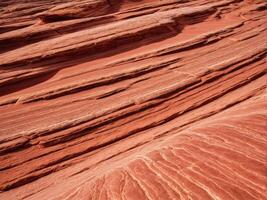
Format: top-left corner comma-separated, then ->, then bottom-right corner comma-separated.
0,0 -> 266,199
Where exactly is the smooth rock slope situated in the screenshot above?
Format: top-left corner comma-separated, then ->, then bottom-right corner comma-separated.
0,0 -> 266,199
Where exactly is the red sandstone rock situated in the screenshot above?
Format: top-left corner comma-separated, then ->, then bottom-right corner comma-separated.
0,0 -> 266,199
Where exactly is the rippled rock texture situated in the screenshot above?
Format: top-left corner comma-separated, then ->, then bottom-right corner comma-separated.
0,0 -> 266,199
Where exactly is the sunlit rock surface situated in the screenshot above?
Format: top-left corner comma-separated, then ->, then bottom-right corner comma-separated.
0,0 -> 266,199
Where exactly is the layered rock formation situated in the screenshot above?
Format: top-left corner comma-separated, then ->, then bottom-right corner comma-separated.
0,0 -> 266,199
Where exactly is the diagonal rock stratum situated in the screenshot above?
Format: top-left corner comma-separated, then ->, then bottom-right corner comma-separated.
0,0 -> 266,199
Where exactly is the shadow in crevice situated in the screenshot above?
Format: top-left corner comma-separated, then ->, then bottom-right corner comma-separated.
0,16 -> 117,54
0,0 -> 124,54
38,0 -> 123,23
0,70 -> 58,96
25,8 -> 215,70
0,7 -> 216,95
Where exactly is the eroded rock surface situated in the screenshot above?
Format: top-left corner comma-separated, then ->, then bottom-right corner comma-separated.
0,0 -> 266,199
